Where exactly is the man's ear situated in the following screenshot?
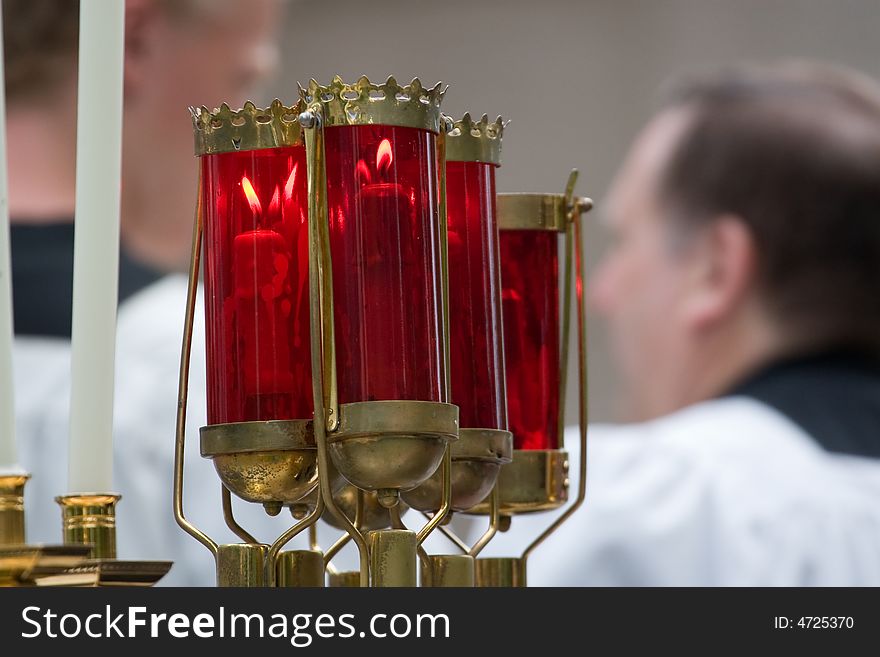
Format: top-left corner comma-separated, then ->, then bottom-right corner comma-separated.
124,0 -> 161,100
682,215 -> 757,332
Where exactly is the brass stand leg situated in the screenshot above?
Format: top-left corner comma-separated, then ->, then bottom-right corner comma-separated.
277,549 -> 325,587
421,554 -> 475,587
216,543 -> 269,587
55,493 -> 120,559
369,529 -> 417,587
474,557 -> 526,588
0,475 -> 29,545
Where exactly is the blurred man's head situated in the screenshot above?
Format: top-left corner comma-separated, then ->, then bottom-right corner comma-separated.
4,0 -> 283,269
591,63 -> 880,421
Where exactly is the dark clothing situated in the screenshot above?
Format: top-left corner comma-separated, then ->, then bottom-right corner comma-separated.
728,349 -> 880,460
10,221 -> 164,338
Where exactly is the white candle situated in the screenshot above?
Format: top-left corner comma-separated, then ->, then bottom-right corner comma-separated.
68,0 -> 126,492
0,4 -> 19,472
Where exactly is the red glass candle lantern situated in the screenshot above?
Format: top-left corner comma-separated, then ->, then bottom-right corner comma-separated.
184,101 -> 319,513
298,77 -> 458,508
403,114 -> 512,513
467,172 -> 592,588
446,114 -> 507,431
470,172 -> 591,520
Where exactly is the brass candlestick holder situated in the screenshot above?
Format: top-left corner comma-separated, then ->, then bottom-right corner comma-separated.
0,473 -> 28,545
0,474 -> 170,587
56,493 -> 121,559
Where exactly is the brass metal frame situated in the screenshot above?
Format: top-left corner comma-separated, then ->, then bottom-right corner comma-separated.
55,493 -> 121,560
174,168 -> 219,559
190,99 -> 304,156
520,179 -> 591,568
0,473 -> 29,545
300,76 -> 445,133
445,113 -> 505,165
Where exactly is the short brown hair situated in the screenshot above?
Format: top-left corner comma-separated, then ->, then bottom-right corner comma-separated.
2,0 -> 80,102
1,0 -> 233,103
659,63 -> 880,352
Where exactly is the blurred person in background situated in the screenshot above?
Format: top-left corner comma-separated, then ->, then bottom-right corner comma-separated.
7,0 -> 288,584
531,62 -> 880,586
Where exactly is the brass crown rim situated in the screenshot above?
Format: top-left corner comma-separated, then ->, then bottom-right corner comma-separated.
445,113 -> 506,165
299,75 -> 446,133
190,98 -> 304,156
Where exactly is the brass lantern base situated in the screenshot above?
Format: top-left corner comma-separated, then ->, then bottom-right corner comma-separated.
467,449 -> 569,515
329,401 -> 458,494
474,557 -> 526,587
402,428 -> 512,512
421,554 -> 475,587
200,420 -> 318,507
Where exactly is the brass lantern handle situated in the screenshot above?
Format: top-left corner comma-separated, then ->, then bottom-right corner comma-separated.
301,108 -> 370,586
416,118 -> 455,545
173,166 -> 219,557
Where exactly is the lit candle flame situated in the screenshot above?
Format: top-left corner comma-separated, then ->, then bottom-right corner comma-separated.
283,164 -> 298,201
376,138 -> 393,176
356,159 -> 372,186
241,175 -> 262,216
269,185 -> 280,216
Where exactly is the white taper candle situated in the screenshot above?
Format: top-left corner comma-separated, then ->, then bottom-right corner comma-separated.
68,0 -> 126,492
0,2 -> 20,472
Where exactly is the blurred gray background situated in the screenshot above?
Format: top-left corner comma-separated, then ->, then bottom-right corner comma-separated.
269,0 -> 880,423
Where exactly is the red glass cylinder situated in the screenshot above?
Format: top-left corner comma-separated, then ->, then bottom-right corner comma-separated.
446,161 -> 506,429
500,230 -> 560,449
200,146 -> 312,424
323,125 -> 444,404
